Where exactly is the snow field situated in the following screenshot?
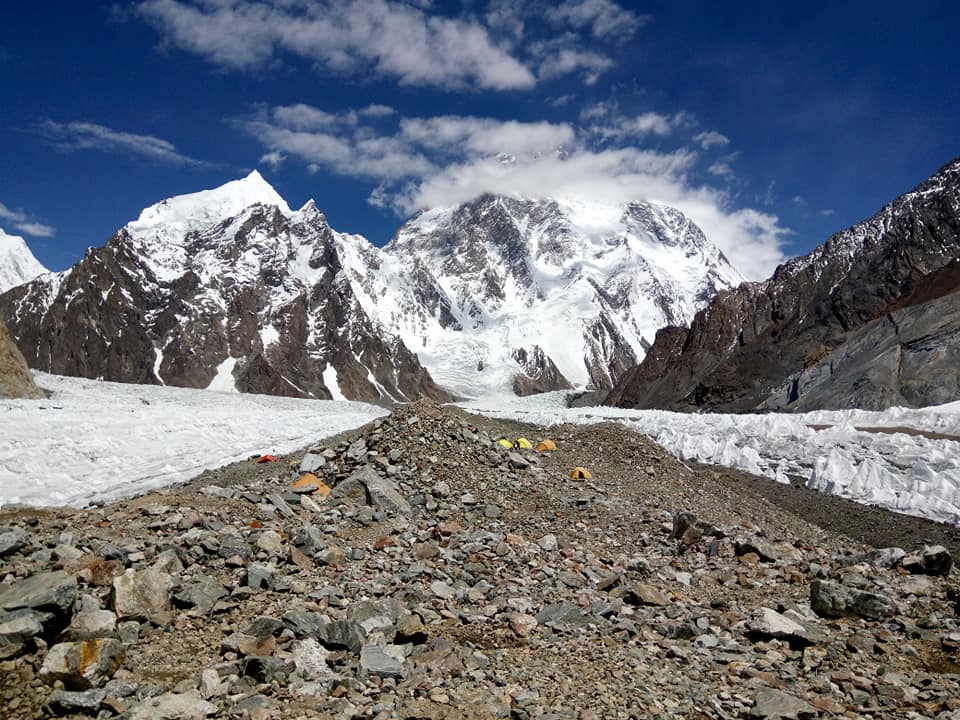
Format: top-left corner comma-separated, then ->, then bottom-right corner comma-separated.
4,372 -> 959,528
459,393 -> 960,527
0,373 -> 387,508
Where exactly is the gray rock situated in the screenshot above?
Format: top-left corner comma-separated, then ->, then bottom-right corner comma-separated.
922,545 -> 953,576
246,563 -> 276,590
810,579 -> 895,620
173,574 -> 227,615
126,690 -> 217,720
537,533 -> 558,551
854,547 -> 906,569
346,438 -> 368,462
65,609 -> 117,641
848,588 -> 897,619
0,570 -> 77,616
282,609 -> 329,639
0,608 -> 49,649
289,638 -> 334,681
299,453 -> 326,473
748,608 -> 820,647
242,656 -> 291,683
0,528 -> 28,557
47,688 -> 106,715
355,466 -> 412,515
622,583 -> 669,607
244,615 -> 283,638
256,530 -> 283,555
198,668 -> 226,700
359,644 -> 405,679
350,599 -> 398,635
735,537 -> 780,563
112,566 -> 175,625
507,452 -> 529,469
749,687 -> 817,719
39,638 -> 125,689
536,602 -> 597,627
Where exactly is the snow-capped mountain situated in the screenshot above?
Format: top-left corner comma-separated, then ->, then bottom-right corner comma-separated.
350,194 -> 743,397
0,172 -> 449,403
608,156 -> 960,412
0,172 -> 742,400
0,228 -> 47,294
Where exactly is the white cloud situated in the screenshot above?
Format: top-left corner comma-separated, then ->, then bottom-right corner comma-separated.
357,104 -> 396,118
546,0 -> 650,40
258,151 -> 286,169
707,160 -> 735,179
243,104 -> 789,279
37,120 -> 206,166
818,208 -> 835,217
0,202 -> 55,238
537,47 -> 613,85
136,0 -> 537,90
693,130 -> 730,149
586,106 -> 690,140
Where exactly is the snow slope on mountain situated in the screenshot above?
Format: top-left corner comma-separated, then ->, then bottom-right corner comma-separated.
1,173 -> 448,403
461,393 -> 960,526
1,173 -> 744,401
0,372 -> 387,508
349,194 -> 743,398
0,228 -> 47,293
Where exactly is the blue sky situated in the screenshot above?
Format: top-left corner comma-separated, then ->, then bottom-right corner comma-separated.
1,1 -> 957,278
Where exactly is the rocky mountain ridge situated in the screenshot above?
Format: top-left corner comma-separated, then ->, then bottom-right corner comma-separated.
0,401 -> 957,719
607,157 -> 960,412
0,173 -> 448,404
0,173 -> 741,401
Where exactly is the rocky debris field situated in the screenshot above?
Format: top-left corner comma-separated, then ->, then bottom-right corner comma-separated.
1,401 -> 958,720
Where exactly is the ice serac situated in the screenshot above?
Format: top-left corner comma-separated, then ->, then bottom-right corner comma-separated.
357,194 -> 742,398
0,228 -> 48,294
606,157 -> 960,412
0,172 -> 450,403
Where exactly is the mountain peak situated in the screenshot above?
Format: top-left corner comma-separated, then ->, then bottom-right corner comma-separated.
126,171 -> 291,241
0,227 -> 48,294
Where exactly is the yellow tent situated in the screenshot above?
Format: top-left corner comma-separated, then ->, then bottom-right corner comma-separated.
569,467 -> 592,479
536,439 -> 557,452
516,437 -> 533,450
497,438 -> 514,449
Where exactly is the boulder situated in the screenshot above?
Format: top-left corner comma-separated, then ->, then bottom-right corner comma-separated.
810,580 -> 895,620
0,570 -> 77,616
749,687 -> 817,719
359,644 -> 406,679
0,527 -> 29,557
39,638 -> 125,689
112,566 -> 175,625
125,690 -> 217,720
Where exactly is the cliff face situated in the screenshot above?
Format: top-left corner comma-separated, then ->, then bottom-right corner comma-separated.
0,320 -> 43,399
607,158 -> 960,412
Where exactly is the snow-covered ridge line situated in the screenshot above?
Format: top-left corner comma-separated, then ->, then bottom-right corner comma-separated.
459,393 -> 960,527
0,227 -> 48,294
0,373 -> 388,508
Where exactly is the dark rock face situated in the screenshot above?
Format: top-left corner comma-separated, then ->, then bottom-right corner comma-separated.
607,157 -> 960,412
0,202 -> 450,404
760,290 -> 960,411
511,346 -> 573,396
0,321 -> 43,399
